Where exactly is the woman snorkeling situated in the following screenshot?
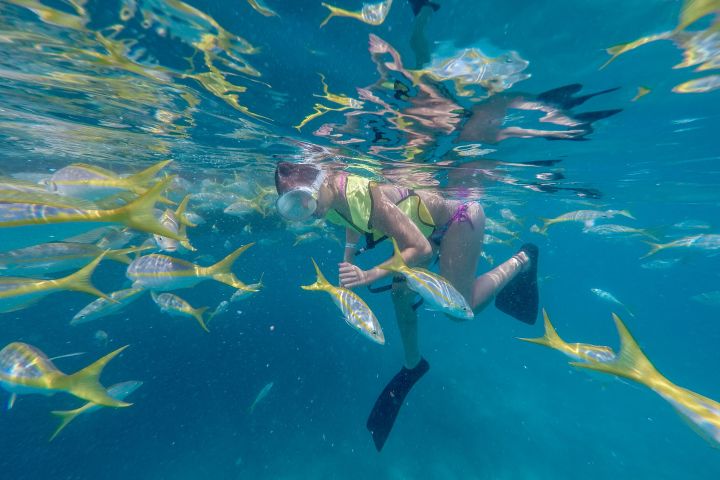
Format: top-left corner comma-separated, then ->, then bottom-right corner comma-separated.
275,161 -> 539,450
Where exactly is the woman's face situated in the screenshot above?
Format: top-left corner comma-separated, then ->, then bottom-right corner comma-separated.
312,176 -> 333,218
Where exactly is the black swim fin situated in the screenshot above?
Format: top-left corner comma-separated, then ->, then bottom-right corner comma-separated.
366,358 -> 430,452
495,244 -> 539,324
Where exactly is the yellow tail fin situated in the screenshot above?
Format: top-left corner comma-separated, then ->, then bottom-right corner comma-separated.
49,407 -> 84,441
205,243 -> 255,288
570,313 -> 662,386
175,195 -> 196,227
56,253 -> 111,301
105,177 -> 182,240
517,309 -> 567,350
537,218 -> 552,235
641,241 -> 665,259
124,160 -> 172,193
378,238 -> 408,273
300,258 -> 331,291
319,3 -> 343,27
55,346 -> 131,408
192,307 -> 210,333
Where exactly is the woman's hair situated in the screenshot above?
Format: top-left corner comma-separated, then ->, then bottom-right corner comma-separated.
274,162 -> 322,194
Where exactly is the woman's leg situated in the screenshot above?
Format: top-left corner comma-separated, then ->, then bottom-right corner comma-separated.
392,281 -> 421,369
439,203 -> 528,313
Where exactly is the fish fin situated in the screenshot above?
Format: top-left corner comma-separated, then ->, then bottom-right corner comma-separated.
378,238 -> 407,273
178,226 -> 197,252
517,309 -> 566,351
193,307 -> 210,333
570,313 -> 661,386
640,241 -> 664,259
319,3 -> 341,27
106,177 -> 182,240
124,160 -> 172,193
7,393 -> 16,410
536,219 -> 551,235
205,243 -> 255,288
57,346 -> 132,408
300,258 -> 331,291
49,407 -> 84,441
175,195 -> 197,228
619,209 -> 635,220
56,253 -> 112,301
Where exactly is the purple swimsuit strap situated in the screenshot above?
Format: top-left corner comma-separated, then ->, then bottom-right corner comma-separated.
450,203 -> 474,230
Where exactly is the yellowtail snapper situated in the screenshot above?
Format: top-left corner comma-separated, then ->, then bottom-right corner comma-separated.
127,243 -> 257,292
0,177 -> 183,242
0,342 -> 131,408
71,288 -> 146,325
0,243 -> 149,276
151,291 -> 210,333
44,160 -> 172,201
0,253 -> 110,314
572,314 -> 720,448
301,259 -> 384,345
518,309 -> 617,364
381,239 -> 474,320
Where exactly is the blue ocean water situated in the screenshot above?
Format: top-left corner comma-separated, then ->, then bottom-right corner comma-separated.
1,0 -> 719,479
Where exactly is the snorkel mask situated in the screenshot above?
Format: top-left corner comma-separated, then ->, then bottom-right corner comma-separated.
276,167 -> 327,221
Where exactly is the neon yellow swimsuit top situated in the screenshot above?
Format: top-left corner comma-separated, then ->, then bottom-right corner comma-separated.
325,175 -> 435,241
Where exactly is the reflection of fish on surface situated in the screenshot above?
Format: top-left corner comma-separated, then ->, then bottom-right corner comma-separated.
127,243 -> 258,291
572,313 -> 720,449
249,381 -> 274,414
601,0 -> 720,93
0,342 -> 131,409
301,259 -> 384,345
49,380 -> 143,441
246,0 -> 279,17
410,46 -> 530,96
71,288 -> 146,325
0,254 -> 110,314
151,291 -> 210,333
320,0 -> 393,28
518,310 -> 616,364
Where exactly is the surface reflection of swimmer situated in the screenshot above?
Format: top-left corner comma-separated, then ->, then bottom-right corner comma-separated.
316,35 -> 621,157
275,161 -> 540,451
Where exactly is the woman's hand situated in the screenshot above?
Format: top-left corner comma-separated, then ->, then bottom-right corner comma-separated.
338,262 -> 371,288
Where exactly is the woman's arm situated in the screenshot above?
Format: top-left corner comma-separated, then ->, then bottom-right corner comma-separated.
339,184 -> 432,288
343,228 -> 362,263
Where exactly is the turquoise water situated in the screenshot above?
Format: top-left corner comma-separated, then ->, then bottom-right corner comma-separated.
1,0 -> 720,478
